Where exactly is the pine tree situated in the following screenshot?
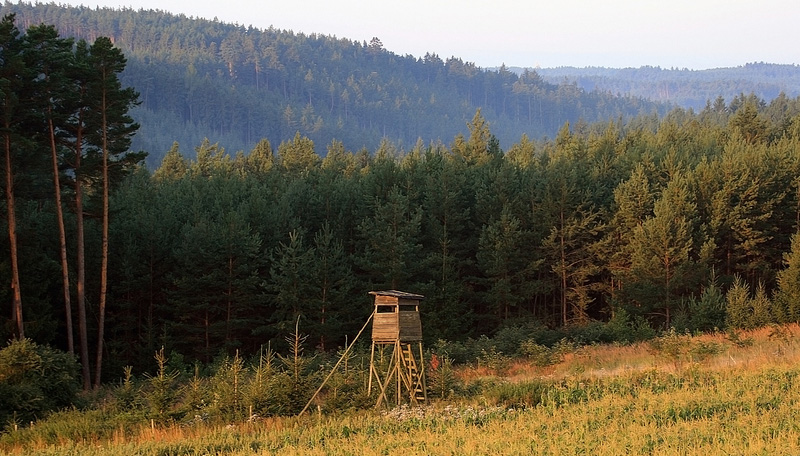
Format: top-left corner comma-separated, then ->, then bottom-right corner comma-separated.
776,233 -> 800,322
268,229 -> 315,336
245,138 -> 274,176
357,185 -> 423,290
310,221 -> 355,349
751,282 -> 773,328
85,36 -> 141,387
604,164 -> 655,300
421,148 -> 473,340
64,38 -> 93,389
627,173 -> 697,327
725,276 -> 752,330
539,131 -> 600,326
542,205 -> 604,326
0,14 -> 27,339
477,205 -> 537,323
453,109 -> 493,166
729,101 -> 767,145
23,24 -> 76,353
705,140 -> 784,283
279,132 -> 318,176
153,142 -> 187,180
171,199 -> 263,361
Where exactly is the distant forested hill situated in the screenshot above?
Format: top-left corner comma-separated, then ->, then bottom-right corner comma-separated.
1,2 -> 668,167
528,64 -> 800,111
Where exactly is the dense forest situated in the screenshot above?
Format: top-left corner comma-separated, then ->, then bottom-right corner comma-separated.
533,63 -> 800,111
4,3 -> 800,390
0,2 -> 670,168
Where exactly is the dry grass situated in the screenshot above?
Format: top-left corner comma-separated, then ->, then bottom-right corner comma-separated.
493,324 -> 800,383
7,325 -> 800,455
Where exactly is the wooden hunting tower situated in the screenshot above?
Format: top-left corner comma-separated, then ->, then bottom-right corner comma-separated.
368,290 -> 427,407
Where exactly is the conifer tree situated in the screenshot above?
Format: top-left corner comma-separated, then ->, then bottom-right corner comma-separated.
604,164 -> 655,299
85,36 -> 141,387
422,148 -> 473,340
627,173 -> 697,327
310,222 -> 355,349
751,282 -> 773,328
246,138 -> 274,176
64,38 -> 93,389
477,205 -> 536,323
153,142 -> 188,180
776,233 -> 800,322
540,127 -> 600,326
542,206 -> 604,325
23,24 -> 76,353
268,229 -> 315,335
279,132 -> 318,176
357,185 -> 422,290
0,14 -> 26,339
171,201 -> 263,360
725,276 -> 752,330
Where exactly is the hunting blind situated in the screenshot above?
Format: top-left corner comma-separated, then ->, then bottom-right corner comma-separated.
368,290 -> 427,407
300,289 -> 427,415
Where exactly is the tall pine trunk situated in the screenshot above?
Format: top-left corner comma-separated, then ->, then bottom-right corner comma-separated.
0,18 -> 24,339
94,85 -> 109,389
559,209 -> 568,327
88,36 -> 140,387
49,114 -> 74,354
3,132 -> 23,339
74,120 -> 91,390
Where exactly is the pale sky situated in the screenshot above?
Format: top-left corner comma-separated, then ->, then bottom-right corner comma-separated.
66,0 -> 799,69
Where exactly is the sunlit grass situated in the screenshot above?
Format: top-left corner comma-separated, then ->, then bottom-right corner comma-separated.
501,323 -> 800,383
5,325 -> 800,455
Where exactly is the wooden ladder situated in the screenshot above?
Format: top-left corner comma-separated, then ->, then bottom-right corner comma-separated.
400,343 -> 426,403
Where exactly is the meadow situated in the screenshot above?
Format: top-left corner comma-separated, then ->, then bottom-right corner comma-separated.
3,326 -> 800,455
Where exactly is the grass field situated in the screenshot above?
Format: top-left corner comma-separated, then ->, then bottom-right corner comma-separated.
4,325 -> 800,455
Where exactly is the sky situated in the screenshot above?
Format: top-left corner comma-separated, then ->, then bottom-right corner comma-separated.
64,0 -> 799,70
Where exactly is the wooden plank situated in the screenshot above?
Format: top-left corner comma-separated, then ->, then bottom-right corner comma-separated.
372,313 -> 399,341
398,312 -> 422,341
369,290 -> 425,300
375,295 -> 399,306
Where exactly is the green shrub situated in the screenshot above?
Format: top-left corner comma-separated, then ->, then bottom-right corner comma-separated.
428,353 -> 460,399
688,280 -> 726,332
318,370 -> 372,413
649,328 -> 690,365
432,339 -> 470,364
725,328 -> 755,347
0,339 -> 80,429
519,340 -> 552,366
476,345 -> 510,374
688,340 -> 722,362
144,347 -> 181,422
178,364 -> 211,423
484,380 -> 547,409
726,276 -> 754,329
491,326 -> 531,357
565,320 -> 612,344
650,328 -> 722,365
112,366 -> 142,412
602,308 -> 656,343
208,351 -> 247,421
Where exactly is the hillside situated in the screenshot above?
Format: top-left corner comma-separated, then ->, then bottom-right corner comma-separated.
7,1 -> 800,402
1,2 -> 668,167
529,63 -> 800,110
